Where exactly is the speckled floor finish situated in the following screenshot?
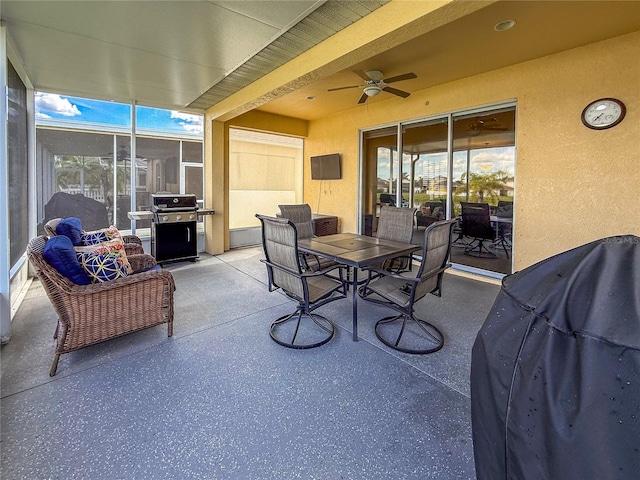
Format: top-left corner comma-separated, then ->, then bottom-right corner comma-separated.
1,246 -> 500,479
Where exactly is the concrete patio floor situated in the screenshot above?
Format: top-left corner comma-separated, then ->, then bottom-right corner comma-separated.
1,246 -> 500,479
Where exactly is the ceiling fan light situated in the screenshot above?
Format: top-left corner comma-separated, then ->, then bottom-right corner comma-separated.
364,86 -> 382,97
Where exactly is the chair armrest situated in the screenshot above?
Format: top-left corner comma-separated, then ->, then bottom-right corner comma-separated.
261,258 -> 347,279
127,254 -> 157,272
122,235 -> 143,246
363,266 -> 421,283
124,243 -> 144,255
416,214 -> 438,227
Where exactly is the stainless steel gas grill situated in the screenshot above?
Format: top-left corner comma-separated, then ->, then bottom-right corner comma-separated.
151,193 -> 199,264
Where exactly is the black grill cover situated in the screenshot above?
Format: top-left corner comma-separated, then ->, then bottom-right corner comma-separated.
43,192 -> 109,231
471,235 -> 640,480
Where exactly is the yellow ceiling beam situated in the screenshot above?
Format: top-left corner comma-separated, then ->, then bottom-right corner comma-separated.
206,0 -> 498,122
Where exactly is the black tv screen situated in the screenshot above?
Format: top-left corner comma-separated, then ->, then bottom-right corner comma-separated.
310,153 -> 341,180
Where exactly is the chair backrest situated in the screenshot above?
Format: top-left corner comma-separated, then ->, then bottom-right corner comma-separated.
377,206 -> 416,244
44,218 -> 61,237
495,200 -> 513,218
414,219 -> 456,300
379,193 -> 397,207
278,204 -> 314,239
257,214 -> 305,299
461,202 -> 494,239
423,200 -> 446,219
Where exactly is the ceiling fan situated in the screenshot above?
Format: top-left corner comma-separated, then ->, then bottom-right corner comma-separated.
100,146 -> 143,161
327,70 -> 417,104
467,117 -> 511,136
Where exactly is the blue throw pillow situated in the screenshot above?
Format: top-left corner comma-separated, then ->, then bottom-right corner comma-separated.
78,252 -> 128,283
55,217 -> 83,246
42,236 -> 91,285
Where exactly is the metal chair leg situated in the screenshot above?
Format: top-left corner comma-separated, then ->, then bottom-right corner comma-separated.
464,238 -> 497,258
269,308 -> 335,349
374,314 -> 444,354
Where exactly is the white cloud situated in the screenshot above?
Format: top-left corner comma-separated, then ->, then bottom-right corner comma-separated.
35,92 -> 81,117
470,150 -> 515,174
170,111 -> 203,134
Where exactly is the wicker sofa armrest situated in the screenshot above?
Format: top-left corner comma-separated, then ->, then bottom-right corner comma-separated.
123,235 -> 144,255
124,243 -> 144,256
122,234 -> 143,246
127,253 -> 157,272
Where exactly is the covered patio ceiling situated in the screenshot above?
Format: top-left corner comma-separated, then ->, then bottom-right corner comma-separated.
3,1 -> 639,121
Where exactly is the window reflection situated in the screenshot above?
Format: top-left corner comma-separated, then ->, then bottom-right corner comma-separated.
361,106 -> 515,275
451,108 -> 516,274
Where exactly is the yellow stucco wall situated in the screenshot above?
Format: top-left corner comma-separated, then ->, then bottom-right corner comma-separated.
305,31 -> 640,271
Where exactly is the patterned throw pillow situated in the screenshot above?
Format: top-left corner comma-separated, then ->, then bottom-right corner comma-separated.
75,238 -> 133,274
78,252 -> 128,283
81,225 -> 122,246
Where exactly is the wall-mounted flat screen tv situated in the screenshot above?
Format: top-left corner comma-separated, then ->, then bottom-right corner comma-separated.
310,153 -> 341,180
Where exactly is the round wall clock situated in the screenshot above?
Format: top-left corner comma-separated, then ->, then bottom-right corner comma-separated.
581,98 -> 626,130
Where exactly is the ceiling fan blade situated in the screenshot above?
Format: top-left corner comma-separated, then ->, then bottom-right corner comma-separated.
382,86 -> 410,98
353,70 -> 372,81
327,85 -> 361,92
357,92 -> 369,104
383,72 -> 417,84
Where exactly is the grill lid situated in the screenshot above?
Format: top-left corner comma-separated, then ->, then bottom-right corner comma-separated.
151,193 -> 197,211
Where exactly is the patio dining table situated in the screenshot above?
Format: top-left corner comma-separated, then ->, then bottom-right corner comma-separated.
298,233 -> 421,341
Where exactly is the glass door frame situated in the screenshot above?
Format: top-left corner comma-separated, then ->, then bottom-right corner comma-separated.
358,99 -> 517,277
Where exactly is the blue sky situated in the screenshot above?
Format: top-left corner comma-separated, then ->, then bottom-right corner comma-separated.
35,92 -> 203,135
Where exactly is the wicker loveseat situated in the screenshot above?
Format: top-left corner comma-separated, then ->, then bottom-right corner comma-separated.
27,235 -> 175,376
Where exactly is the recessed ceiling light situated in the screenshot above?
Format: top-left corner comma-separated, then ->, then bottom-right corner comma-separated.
306,96 -> 316,100
494,19 -> 516,32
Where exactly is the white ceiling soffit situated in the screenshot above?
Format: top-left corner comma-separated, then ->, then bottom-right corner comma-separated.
187,0 -> 389,111
1,0 -> 385,112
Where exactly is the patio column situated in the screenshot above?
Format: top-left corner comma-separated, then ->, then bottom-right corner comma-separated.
204,117 -> 226,254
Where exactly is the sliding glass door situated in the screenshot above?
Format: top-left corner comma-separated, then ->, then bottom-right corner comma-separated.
361,103 -> 516,276
450,107 -> 515,275
361,126 -> 397,235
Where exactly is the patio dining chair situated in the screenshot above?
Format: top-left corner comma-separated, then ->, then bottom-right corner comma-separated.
375,205 -> 417,273
278,204 -> 337,272
359,219 -> 456,354
460,202 -> 497,258
257,214 -> 348,349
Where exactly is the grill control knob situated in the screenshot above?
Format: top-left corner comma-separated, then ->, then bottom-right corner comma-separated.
162,215 -> 168,222
176,215 -> 182,221
189,213 -> 196,220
